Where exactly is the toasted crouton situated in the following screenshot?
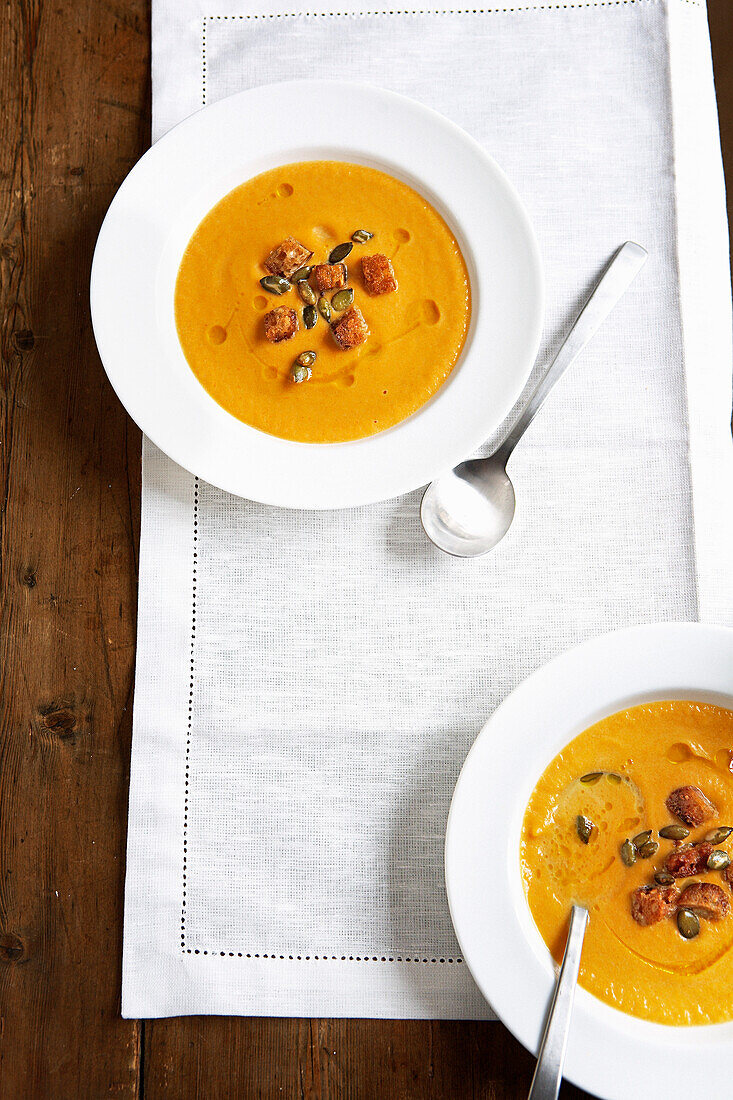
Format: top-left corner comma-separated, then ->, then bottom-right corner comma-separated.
331,306 -> 370,350
361,253 -> 397,296
263,237 -> 313,280
313,263 -> 347,293
263,306 -> 297,344
631,885 -> 679,926
665,842 -> 714,878
666,786 -> 717,827
724,864 -> 733,890
678,882 -> 730,921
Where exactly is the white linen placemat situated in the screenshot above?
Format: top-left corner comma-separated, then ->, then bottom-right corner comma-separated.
123,0 -> 733,1018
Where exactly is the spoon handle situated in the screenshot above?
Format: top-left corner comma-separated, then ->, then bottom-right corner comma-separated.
527,905 -> 589,1100
496,241 -> 647,463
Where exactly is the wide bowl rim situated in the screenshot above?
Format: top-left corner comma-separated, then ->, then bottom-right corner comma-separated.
90,79 -> 544,508
445,622 -> 733,1100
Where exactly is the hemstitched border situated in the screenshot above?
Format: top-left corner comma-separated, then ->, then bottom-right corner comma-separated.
206,2 -> 702,18
180,477 -> 199,951
185,949 -> 463,962
179,0 -> 701,962
179,466 -> 464,962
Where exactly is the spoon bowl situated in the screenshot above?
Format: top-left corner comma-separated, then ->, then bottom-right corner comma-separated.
420,456 -> 516,557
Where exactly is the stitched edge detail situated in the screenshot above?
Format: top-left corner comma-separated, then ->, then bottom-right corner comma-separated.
202,17 -> 207,104
206,2 -> 702,17
179,472 -> 463,962
185,950 -> 463,962
180,0 -> 706,962
180,477 -> 199,950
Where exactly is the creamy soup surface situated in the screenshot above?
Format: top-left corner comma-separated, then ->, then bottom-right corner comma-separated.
174,161 -> 471,443
521,700 -> 733,1025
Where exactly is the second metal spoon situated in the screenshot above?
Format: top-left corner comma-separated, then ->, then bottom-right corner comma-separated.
527,904 -> 589,1100
420,241 -> 648,557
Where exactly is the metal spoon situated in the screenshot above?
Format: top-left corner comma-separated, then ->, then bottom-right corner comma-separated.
527,903 -> 589,1100
421,241 -> 648,557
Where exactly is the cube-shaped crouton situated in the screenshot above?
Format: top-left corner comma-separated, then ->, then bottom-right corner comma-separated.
630,885 -> 679,926
361,253 -> 397,296
313,263 -> 347,293
678,882 -> 730,921
666,786 -> 717,827
263,237 -> 313,280
263,306 -> 297,343
331,306 -> 369,350
664,842 -> 713,878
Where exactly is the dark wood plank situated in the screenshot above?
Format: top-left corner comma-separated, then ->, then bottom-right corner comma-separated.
144,1016 -> 597,1098
709,1 -> 733,285
0,1 -> 148,1096
145,1018 -> 541,1100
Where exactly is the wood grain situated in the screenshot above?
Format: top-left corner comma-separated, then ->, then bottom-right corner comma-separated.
143,1018 -> 544,1100
709,1 -> 733,284
0,1 -> 147,1096
0,1 -> 731,1096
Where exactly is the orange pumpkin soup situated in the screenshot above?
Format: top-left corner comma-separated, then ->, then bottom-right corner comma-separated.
521,700 -> 733,1025
174,161 -> 471,443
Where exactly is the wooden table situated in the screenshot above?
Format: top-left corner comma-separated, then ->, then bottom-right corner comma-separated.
2,3 -> 731,1096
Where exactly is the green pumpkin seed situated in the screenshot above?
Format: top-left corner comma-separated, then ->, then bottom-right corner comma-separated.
707,849 -> 731,871
290,363 -> 312,384
295,350 -> 317,368
331,288 -> 354,312
303,305 -> 317,330
351,229 -> 374,244
317,296 -> 332,322
632,830 -> 652,848
621,839 -> 637,866
329,242 -> 353,264
705,826 -> 733,845
659,825 -> 690,841
580,772 -> 603,785
677,908 -> 700,939
607,773 -> 623,784
291,265 -> 313,282
260,275 -> 291,295
297,280 -> 317,305
576,815 -> 594,844
654,870 -> 675,886
638,840 -> 659,859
